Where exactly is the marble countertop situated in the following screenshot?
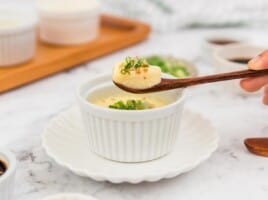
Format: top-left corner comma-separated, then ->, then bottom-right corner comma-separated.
1,28 -> 268,200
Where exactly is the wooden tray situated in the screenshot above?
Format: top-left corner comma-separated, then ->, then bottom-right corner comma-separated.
0,14 -> 151,93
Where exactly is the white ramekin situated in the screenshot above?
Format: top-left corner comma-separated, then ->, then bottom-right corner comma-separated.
41,193 -> 97,200
213,43 -> 266,94
37,0 -> 100,45
0,8 -> 37,67
0,149 -> 16,200
202,34 -> 246,64
77,74 -> 185,163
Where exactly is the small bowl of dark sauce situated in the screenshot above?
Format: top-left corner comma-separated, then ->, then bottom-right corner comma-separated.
214,44 -> 265,68
0,160 -> 7,176
213,44 -> 266,94
228,57 -> 252,65
208,38 -> 240,46
203,35 -> 246,63
0,149 -> 16,200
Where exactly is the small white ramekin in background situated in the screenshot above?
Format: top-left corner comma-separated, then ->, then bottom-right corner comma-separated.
0,149 -> 16,200
0,7 -> 37,67
77,74 -> 185,163
202,34 -> 246,64
37,0 -> 100,45
213,43 -> 266,94
41,193 -> 97,200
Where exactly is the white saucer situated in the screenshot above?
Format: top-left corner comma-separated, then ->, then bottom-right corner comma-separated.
42,107 -> 218,184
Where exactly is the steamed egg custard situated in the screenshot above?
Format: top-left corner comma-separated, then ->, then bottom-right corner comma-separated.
112,57 -> 162,90
87,57 -> 178,110
0,19 -> 20,29
0,11 -> 27,30
94,94 -> 167,110
87,85 -> 176,110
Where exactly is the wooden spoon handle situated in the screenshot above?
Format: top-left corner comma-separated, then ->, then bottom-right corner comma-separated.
169,69 -> 268,88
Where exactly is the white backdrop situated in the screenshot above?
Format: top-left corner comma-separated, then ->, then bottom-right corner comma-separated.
0,0 -> 267,31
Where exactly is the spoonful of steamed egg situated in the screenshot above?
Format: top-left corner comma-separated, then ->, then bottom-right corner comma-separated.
112,57 -> 162,90
113,56 -> 268,94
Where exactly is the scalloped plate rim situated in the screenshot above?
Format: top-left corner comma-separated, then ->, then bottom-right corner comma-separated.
42,107 -> 218,184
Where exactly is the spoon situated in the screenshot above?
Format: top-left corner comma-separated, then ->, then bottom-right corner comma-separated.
114,69 -> 268,93
244,138 -> 268,157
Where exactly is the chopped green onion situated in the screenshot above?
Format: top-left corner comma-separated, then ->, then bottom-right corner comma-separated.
120,57 -> 149,75
109,99 -> 152,110
146,56 -> 190,78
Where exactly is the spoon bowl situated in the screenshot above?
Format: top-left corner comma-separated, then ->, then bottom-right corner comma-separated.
244,138 -> 268,157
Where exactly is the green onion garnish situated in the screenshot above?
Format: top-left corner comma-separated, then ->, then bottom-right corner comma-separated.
109,99 -> 152,110
120,57 -> 149,75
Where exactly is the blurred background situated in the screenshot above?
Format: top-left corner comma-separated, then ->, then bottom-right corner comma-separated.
1,0 -> 268,31
1,1 -> 268,199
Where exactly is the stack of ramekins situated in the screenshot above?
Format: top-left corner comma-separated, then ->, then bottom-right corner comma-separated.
0,0 -> 100,67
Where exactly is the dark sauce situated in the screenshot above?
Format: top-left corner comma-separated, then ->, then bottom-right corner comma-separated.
0,160 -> 6,176
208,39 -> 239,45
228,57 -> 252,64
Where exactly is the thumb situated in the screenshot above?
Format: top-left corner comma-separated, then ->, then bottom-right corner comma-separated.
248,50 -> 268,70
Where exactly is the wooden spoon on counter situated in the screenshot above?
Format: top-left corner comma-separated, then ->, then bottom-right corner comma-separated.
244,138 -> 268,157
114,69 -> 268,93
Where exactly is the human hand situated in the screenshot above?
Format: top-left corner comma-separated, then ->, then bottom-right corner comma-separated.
240,50 -> 268,105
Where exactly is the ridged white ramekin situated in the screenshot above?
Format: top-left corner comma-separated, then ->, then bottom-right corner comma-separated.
37,0 -> 100,45
0,149 -> 16,200
41,193 -> 97,200
77,74 -> 184,163
0,8 -> 37,67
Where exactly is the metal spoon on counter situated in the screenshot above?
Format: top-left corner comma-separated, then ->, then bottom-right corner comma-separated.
114,69 -> 268,94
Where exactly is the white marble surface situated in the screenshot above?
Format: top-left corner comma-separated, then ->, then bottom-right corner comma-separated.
1,28 -> 268,200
